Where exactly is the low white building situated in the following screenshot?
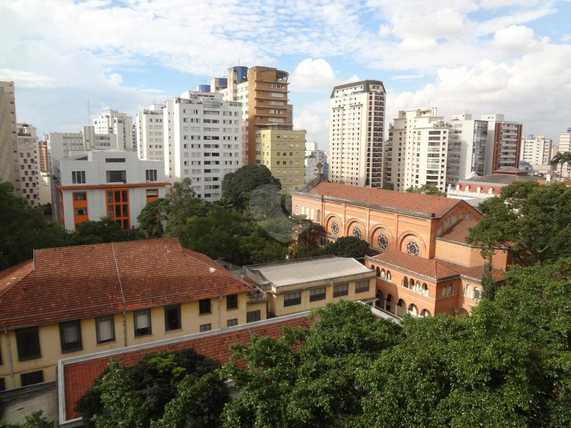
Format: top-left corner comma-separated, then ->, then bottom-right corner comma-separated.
520,135 -> 553,171
163,91 -> 242,201
53,151 -> 168,231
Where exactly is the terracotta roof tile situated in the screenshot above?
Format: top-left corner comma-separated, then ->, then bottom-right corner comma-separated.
305,182 -> 462,218
0,239 -> 251,329
370,249 -> 505,282
438,217 -> 479,244
62,315 -> 310,421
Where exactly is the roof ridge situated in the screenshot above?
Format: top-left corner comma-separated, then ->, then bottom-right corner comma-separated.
110,242 -> 127,308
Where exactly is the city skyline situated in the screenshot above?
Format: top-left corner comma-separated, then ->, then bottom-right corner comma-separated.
1,0 -> 571,150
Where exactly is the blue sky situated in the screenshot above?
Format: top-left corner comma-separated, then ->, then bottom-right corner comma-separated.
1,0 -> 571,151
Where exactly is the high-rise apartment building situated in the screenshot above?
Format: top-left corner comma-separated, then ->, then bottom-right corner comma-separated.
93,109 -> 134,151
256,129 -> 306,193
520,135 -> 553,170
559,128 -> 571,153
448,114 -> 488,179
163,91 -> 242,201
135,105 -> 165,161
38,140 -> 49,173
329,80 -> 386,188
14,123 -> 41,206
0,81 -> 18,185
221,66 -> 293,165
388,108 -> 450,193
481,114 -> 523,174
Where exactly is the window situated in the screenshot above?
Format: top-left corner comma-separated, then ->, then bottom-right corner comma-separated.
199,323 -> 212,332
331,222 -> 339,235
145,169 -> 158,182
333,283 -> 349,297
377,233 -> 389,252
406,241 -> 420,256
96,317 -> 115,344
71,170 -> 86,184
106,170 -> 127,183
226,294 -> 238,310
0,378 -> 5,392
227,318 -> 238,327
473,287 -> 482,300
283,291 -> 301,307
134,309 -> 152,336
60,320 -> 82,353
199,299 -> 211,315
105,157 -> 126,163
73,192 -> 87,201
106,190 -> 129,229
352,227 -> 362,239
355,280 -> 370,293
247,310 -> 261,323
20,371 -> 44,387
164,305 -> 181,331
16,327 -> 41,361
309,287 -> 326,302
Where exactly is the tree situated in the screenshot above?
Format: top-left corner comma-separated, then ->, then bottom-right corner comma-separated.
550,152 -> 571,178
324,236 -> 370,259
0,180 -> 70,269
72,218 -> 142,245
138,198 -> 168,238
406,184 -> 446,196
76,349 -> 226,427
469,182 -> 571,265
164,179 -> 211,236
222,301 -> 401,428
222,165 -> 281,211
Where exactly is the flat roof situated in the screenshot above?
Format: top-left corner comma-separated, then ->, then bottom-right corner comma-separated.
250,257 -> 372,287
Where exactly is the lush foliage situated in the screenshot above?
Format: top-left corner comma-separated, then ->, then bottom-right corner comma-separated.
469,182 -> 571,265
0,411 -> 54,428
221,165 -> 281,210
406,184 -> 446,196
76,349 -> 228,428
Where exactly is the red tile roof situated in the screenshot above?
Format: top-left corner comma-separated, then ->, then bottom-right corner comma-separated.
0,239 -> 251,329
369,250 -> 505,282
61,314 -> 310,422
438,217 -> 480,244
305,182 -> 463,218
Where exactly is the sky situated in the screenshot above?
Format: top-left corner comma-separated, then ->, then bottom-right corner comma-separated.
1,0 -> 571,152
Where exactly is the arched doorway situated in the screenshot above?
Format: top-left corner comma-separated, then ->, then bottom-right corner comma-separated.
408,304 -> 418,317
385,294 -> 393,313
396,299 -> 406,317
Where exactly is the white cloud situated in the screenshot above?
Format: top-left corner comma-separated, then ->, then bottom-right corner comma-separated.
492,25 -> 538,51
290,58 -> 336,92
0,69 -> 58,88
294,99 -> 330,150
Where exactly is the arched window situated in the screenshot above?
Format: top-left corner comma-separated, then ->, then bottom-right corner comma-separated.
397,299 -> 406,316
386,271 -> 392,281
408,304 -> 418,317
376,291 -> 385,309
352,226 -> 362,239
331,222 -> 339,235
385,294 -> 393,312
420,309 -> 431,317
403,277 -> 409,288
377,233 -> 389,252
380,269 -> 386,279
375,266 -> 380,277
422,283 -> 428,296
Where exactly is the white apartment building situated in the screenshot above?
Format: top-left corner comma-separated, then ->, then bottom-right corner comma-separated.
520,135 -> 553,170
53,151 -> 167,231
559,128 -> 571,153
329,80 -> 386,188
448,114 -> 488,179
481,113 -> 523,174
15,123 -> 41,206
163,91 -> 242,201
93,109 -> 134,151
0,81 -> 18,185
388,108 -> 451,193
136,104 -> 165,161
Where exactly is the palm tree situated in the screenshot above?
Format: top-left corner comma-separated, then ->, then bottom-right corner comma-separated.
550,152 -> 571,179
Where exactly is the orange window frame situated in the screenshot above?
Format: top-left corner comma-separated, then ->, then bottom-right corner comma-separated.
72,192 -> 89,226
106,189 -> 130,230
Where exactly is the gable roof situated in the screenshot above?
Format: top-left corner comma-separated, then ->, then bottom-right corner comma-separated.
369,250 -> 505,282
0,239 -> 251,329
303,182 -> 463,218
438,217 -> 480,244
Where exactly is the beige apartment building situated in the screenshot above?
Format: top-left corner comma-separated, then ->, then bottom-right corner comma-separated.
0,81 -> 18,185
256,129 -> 306,193
244,257 -> 376,317
0,239 -> 266,392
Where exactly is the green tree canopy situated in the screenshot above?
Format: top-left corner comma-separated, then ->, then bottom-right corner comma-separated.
324,236 -> 370,259
469,181 -> 571,265
222,165 -> 281,211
